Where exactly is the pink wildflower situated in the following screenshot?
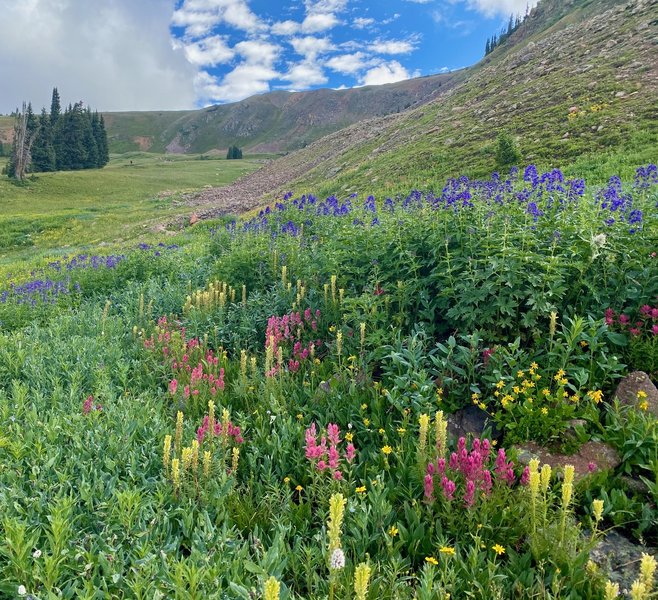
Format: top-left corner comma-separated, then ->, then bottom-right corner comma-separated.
424,473 -> 434,500
346,443 -> 356,463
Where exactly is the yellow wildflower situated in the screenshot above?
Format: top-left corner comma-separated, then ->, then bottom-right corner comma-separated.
263,576 -> 281,600
425,556 -> 438,565
356,486 -> 367,494
639,400 -> 649,411
517,370 -> 525,379
296,413 -> 303,420
388,525 -> 399,536
296,485 -> 303,492
363,418 -> 370,427
496,380 -> 505,389
637,390 -> 648,399
439,546 -> 456,556
541,407 -> 549,416
284,476 -> 291,484
361,403 -> 368,410
492,544 -> 505,556
378,428 -> 385,435
345,432 -> 354,442
354,563 -> 372,600
382,445 -> 393,455
587,390 -> 603,404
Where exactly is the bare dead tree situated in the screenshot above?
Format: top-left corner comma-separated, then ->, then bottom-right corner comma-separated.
10,102 -> 37,181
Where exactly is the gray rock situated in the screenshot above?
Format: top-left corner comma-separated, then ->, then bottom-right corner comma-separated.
614,371 -> 658,416
447,405 -> 501,442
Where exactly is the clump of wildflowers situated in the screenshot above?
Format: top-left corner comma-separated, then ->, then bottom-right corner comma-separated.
265,308 -> 322,375
305,422 -> 356,481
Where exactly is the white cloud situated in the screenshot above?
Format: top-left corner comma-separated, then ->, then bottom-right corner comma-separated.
0,0 -> 197,112
369,39 -> 417,55
283,60 -> 328,89
326,52 -> 368,75
180,35 -> 233,66
290,36 -> 333,59
353,17 -> 375,29
301,12 -> 340,33
459,0 -> 538,17
403,0 -> 432,3
172,0 -> 265,37
271,20 -> 300,35
360,60 -> 417,86
195,63 -> 278,103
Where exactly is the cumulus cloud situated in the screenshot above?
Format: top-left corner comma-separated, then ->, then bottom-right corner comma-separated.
360,60 -> 417,86
0,0 -> 197,112
326,52 -> 369,75
194,39 -> 281,104
458,0 -> 538,17
283,60 -> 328,90
172,0 -> 265,37
179,35 -> 233,66
271,20 -> 300,35
353,17 -> 375,29
290,36 -> 333,59
369,39 -> 418,55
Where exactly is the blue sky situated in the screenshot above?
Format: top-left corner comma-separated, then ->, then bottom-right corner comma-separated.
171,0 -> 536,104
0,0 -> 536,113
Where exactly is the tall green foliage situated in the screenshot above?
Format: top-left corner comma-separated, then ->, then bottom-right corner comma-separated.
6,88 -> 110,177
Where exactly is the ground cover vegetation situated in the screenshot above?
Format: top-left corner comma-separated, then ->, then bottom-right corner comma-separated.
0,153 -> 261,266
0,160 -> 656,598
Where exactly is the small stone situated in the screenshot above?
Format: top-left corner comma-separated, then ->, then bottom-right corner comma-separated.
189,213 -> 199,225
614,91 -> 627,98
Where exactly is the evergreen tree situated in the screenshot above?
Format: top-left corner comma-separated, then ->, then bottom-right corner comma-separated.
82,107 -> 98,168
31,108 -> 56,172
495,132 -> 522,169
226,145 -> 242,159
50,88 -> 61,126
96,113 -> 109,166
485,38 -> 491,55
507,14 -> 514,36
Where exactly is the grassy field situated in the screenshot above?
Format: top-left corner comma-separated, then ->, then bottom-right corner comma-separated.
0,153 -> 262,266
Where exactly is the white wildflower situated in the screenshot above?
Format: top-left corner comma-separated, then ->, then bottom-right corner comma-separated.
330,548 -> 345,570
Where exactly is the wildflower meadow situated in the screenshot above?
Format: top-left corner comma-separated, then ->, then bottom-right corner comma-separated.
0,164 -> 657,598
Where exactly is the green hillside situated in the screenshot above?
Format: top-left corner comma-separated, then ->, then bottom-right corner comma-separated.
101,73 -> 456,155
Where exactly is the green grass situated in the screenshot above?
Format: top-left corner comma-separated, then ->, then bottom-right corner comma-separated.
0,153 -> 261,265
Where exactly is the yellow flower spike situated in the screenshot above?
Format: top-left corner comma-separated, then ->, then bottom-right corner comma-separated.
640,552 -> 656,589
174,411 -> 184,456
604,581 -> 620,600
327,493 -> 347,555
222,408 -> 230,441
182,447 -> 192,472
263,576 -> 281,600
360,322 -> 366,347
629,581 -> 647,600
232,447 -> 240,474
171,458 -> 180,493
549,311 -> 558,338
529,458 -> 540,475
203,451 -> 211,478
592,499 -> 604,524
191,440 -> 199,474
163,435 -> 172,476
354,563 -> 372,600
435,411 -> 447,455
564,465 -> 575,488
540,464 -> 552,494
336,330 -> 343,357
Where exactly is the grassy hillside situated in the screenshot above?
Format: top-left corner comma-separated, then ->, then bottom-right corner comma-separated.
188,0 -> 657,212
101,73 -> 456,155
0,153 -> 260,265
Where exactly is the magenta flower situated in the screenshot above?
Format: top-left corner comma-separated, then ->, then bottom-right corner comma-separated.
424,473 -> 434,500
169,379 -> 178,395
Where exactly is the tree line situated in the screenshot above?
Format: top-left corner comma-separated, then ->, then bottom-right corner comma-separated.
3,88 -> 109,181
485,11 -> 528,56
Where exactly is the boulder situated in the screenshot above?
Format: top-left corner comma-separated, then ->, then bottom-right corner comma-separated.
614,371 -> 658,417
446,405 -> 501,442
514,440 -> 621,481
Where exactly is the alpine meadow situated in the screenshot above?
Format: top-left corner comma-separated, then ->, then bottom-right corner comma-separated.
0,0 -> 657,598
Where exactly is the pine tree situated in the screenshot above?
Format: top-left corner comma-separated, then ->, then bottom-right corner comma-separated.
485,38 -> 491,55
50,88 -> 61,126
495,132 -> 522,169
82,107 -> 98,168
31,108 -> 56,172
227,145 -> 242,159
507,14 -> 514,36
96,114 -> 109,166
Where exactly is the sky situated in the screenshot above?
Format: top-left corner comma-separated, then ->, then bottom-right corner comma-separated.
0,0 -> 537,114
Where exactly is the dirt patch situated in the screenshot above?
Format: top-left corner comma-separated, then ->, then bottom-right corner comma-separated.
132,136 -> 153,151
